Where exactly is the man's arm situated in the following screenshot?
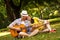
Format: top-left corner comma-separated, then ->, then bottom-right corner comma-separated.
8,19 -> 17,29
8,19 -> 21,31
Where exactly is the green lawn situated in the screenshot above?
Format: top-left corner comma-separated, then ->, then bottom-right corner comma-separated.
0,23 -> 60,40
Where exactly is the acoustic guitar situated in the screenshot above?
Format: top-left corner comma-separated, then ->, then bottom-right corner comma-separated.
10,24 -> 26,37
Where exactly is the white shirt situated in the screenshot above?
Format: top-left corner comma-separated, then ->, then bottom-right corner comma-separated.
8,18 -> 31,28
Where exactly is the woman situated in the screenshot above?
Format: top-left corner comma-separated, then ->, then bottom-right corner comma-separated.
27,17 -> 56,37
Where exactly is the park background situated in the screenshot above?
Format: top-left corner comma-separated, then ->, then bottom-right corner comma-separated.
0,0 -> 60,40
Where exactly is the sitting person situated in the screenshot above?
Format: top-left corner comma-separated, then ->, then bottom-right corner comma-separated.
8,10 -> 31,38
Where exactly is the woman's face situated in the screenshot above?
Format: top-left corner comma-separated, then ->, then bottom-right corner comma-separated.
27,16 -> 31,21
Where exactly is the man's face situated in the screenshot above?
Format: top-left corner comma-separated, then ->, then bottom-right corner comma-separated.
22,16 -> 27,20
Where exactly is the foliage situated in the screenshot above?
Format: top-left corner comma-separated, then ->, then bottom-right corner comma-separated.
0,0 -> 10,29
0,0 -> 60,29
12,0 -> 20,6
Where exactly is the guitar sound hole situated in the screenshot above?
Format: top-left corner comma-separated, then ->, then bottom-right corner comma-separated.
17,31 -> 20,33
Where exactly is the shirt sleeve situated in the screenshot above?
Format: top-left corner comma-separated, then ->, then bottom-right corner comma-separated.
25,21 -> 31,27
8,19 -> 17,28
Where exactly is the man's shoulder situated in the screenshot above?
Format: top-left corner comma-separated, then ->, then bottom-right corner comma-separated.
14,18 -> 21,21
18,18 -> 21,20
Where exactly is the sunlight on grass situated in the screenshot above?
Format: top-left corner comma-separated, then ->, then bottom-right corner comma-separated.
51,23 -> 60,28
0,32 -> 10,37
49,18 -> 60,22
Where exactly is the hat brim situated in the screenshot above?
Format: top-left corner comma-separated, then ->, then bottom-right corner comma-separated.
22,15 -> 28,16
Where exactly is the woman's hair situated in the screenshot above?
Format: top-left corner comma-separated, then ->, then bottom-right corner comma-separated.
31,18 -> 34,24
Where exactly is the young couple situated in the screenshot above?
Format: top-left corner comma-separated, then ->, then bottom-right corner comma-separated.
8,10 -> 55,38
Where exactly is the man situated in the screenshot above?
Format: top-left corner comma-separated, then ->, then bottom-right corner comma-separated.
8,10 -> 31,37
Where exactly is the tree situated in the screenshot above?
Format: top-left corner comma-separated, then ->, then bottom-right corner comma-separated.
4,0 -> 27,21
4,0 -> 15,21
9,0 -> 23,19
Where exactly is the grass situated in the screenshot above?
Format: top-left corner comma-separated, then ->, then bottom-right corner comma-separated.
0,28 -> 9,32
0,23 -> 60,40
49,17 -> 60,24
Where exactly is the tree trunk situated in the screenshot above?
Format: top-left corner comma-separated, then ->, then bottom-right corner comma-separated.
10,0 -> 23,19
4,0 -> 15,21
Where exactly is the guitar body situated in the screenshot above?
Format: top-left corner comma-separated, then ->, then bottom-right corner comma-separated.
10,24 -> 26,37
